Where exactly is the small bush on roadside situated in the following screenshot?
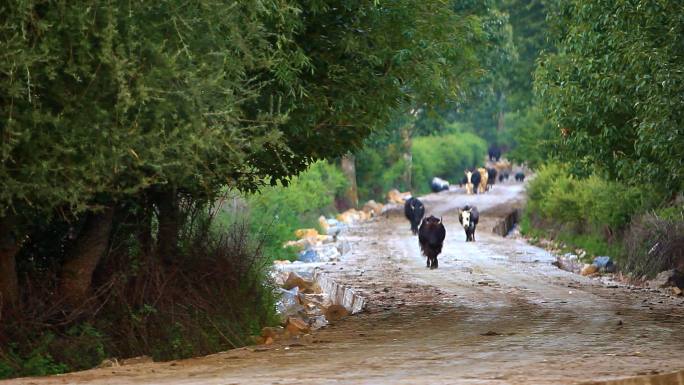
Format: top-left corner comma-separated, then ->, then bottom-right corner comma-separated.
623,212 -> 684,278
522,163 -> 661,263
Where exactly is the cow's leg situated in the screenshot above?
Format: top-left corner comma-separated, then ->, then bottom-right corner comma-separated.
433,258 -> 438,269
426,257 -> 430,268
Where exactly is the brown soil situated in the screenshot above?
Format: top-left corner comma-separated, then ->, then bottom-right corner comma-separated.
6,183 -> 684,385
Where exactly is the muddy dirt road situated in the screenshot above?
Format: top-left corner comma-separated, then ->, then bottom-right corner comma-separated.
7,184 -> 684,385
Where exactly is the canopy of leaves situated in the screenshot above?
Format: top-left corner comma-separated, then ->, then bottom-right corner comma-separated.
0,0 -> 485,222
536,0 -> 684,193
413,0 -> 516,142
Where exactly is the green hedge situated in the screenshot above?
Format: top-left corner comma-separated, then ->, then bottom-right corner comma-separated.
411,132 -> 487,195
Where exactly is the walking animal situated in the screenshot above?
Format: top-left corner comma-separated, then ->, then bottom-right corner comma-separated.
515,171 -> 525,182
465,169 -> 481,195
418,215 -> 446,269
477,167 -> 489,194
488,145 -> 502,161
458,205 -> 479,242
487,167 -> 497,190
464,170 -> 474,194
404,197 -> 425,235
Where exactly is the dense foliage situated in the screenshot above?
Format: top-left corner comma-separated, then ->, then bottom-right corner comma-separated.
355,125 -> 486,200
537,0 -> 684,194
0,0 -> 490,377
240,161 -> 347,261
522,163 -> 661,260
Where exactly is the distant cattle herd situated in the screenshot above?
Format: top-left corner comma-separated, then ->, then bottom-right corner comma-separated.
404,145 -> 525,269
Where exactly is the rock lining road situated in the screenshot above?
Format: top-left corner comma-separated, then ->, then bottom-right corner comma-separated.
7,183 -> 684,385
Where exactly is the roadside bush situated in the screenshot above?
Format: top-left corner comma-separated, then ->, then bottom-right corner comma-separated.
217,160 -> 347,261
0,209 -> 279,379
522,163 -> 660,261
412,132 -> 487,194
356,142 -> 409,201
623,211 -> 684,278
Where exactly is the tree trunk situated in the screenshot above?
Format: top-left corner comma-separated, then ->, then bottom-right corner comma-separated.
497,92 -> 506,134
401,123 -> 413,190
59,207 -> 114,307
0,217 -> 21,315
340,153 -> 359,210
135,193 -> 153,257
156,188 -> 180,265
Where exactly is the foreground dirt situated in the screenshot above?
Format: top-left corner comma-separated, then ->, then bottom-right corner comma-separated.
6,184 -> 684,385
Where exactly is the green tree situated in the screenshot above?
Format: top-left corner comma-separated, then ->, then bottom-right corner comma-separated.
0,0 -> 488,312
537,0 -> 684,194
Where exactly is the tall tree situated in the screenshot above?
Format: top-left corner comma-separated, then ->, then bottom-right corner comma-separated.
537,0 -> 684,193
0,1 -> 488,311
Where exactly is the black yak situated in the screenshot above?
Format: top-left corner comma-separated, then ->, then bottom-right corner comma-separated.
418,215 -> 446,269
458,175 -> 468,188
487,167 -> 497,190
515,172 -> 525,182
488,145 -> 502,161
470,169 -> 481,194
458,205 -> 479,242
404,197 -> 425,235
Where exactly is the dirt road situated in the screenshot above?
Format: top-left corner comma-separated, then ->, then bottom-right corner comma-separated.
7,184 -> 684,385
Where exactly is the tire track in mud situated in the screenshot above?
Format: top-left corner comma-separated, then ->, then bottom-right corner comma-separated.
5,184 -> 684,385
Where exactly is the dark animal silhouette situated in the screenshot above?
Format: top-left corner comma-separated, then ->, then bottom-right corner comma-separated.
486,167 -> 497,190
498,172 -> 510,182
418,215 -> 446,269
404,197 -> 425,235
458,175 -> 468,188
515,172 -> 525,182
488,145 -> 502,161
458,205 -> 479,242
470,168 -> 481,194
430,177 -> 450,193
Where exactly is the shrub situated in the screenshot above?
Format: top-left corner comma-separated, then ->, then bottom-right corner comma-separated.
623,212 -> 684,278
0,209 -> 279,379
411,132 -> 487,194
356,141 -> 408,201
522,162 -> 661,262
216,160 -> 347,261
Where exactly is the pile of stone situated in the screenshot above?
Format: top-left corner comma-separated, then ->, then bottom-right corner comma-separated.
279,225 -> 348,264
386,189 -> 412,204
648,269 -> 684,296
279,196 -> 394,265
255,272 -> 349,345
580,255 -> 617,276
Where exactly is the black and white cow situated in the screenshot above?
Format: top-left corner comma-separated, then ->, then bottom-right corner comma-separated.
418,215 -> 446,269
458,205 -> 479,242
404,197 -> 425,235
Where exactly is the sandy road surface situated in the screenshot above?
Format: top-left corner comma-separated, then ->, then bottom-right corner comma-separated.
6,184 -> 684,385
